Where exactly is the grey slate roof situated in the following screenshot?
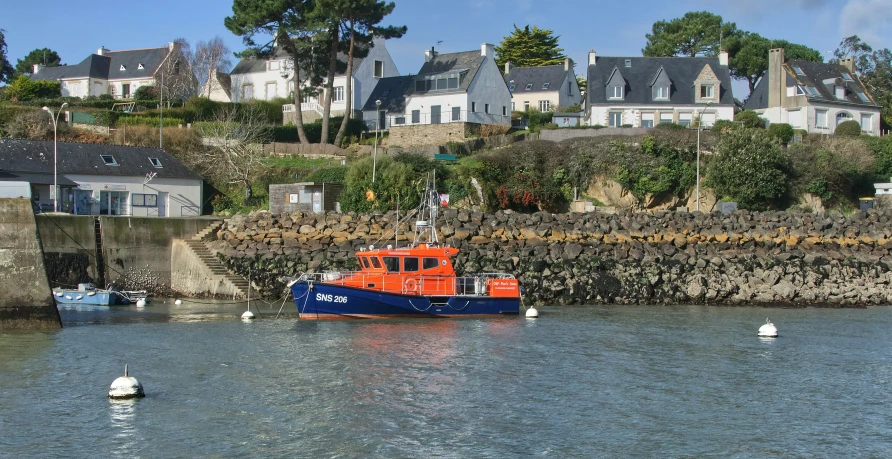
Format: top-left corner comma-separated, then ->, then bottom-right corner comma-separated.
504,65 -> 570,93
0,140 -> 201,181
361,75 -> 415,112
587,56 -> 735,106
744,59 -> 880,110
408,50 -> 486,95
0,171 -> 78,186
231,49 -> 362,77
31,47 -> 170,81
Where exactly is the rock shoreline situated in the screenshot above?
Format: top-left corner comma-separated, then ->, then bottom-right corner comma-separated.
207,208 -> 892,307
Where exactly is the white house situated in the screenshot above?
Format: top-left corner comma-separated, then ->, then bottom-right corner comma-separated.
362,43 -> 512,130
585,51 -> 735,128
0,140 -> 203,217
227,38 -> 399,122
30,43 -> 194,100
504,59 -> 582,113
744,48 -> 882,136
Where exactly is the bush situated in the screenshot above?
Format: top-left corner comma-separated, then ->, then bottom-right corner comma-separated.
656,122 -> 686,131
2,110 -> 67,140
711,119 -> 734,132
274,116 -> 366,144
734,110 -> 766,129
835,120 -> 862,136
91,110 -> 121,127
118,115 -> 185,127
185,97 -> 225,120
794,129 -> 808,140
3,76 -> 61,102
133,86 -> 157,101
768,123 -> 794,144
540,122 -> 559,130
706,128 -> 790,210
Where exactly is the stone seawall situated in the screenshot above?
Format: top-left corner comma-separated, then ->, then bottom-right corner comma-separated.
209,209 -> 892,307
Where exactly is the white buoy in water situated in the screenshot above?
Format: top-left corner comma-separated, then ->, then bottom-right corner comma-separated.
136,299 -> 147,308
525,307 -> 539,318
241,310 -> 255,320
758,318 -> 778,337
174,299 -> 183,305
108,364 -> 145,399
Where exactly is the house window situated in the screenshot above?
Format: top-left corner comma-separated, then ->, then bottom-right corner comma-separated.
542,83 -> 550,90
122,83 -> 131,98
796,86 -> 806,96
415,80 -> 427,92
502,106 -> 507,116
243,84 -> 254,100
788,110 -> 802,128
608,85 -> 623,100
471,102 -> 477,113
815,109 -> 828,128
842,73 -> 854,82
137,63 -> 144,70
452,106 -> 461,121
149,157 -> 163,168
856,92 -> 870,102
804,86 -> 820,97
511,102 -> 515,111
436,78 -> 448,90
538,100 -> 550,112
525,83 -> 533,90
100,155 -> 118,165
609,112 -> 622,127
523,101 -> 530,111
394,116 -> 406,125
374,60 -> 384,78
333,86 -> 344,102
447,77 -> 458,89
509,82 -> 516,92
132,194 -> 157,207
641,112 -> 654,128
269,61 -> 280,71
659,112 -> 674,125
266,82 -> 277,99
484,104 -> 490,114
653,86 -> 669,100
793,66 -> 805,76
834,86 -> 845,99
678,113 -> 692,127
412,110 -> 420,123
861,114 -> 872,131
700,85 -> 714,98
700,113 -> 716,128
836,111 -> 852,127
625,59 -> 631,68
120,65 -> 126,71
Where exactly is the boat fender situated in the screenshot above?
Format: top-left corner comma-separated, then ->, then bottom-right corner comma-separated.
406,279 -> 419,294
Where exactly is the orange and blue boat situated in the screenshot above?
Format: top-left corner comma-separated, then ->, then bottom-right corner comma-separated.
289,176 -> 520,320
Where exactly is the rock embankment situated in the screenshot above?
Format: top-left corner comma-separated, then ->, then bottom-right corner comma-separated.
208,209 -> 892,306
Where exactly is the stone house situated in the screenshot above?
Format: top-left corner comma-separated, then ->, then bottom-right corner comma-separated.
30,43 -> 195,100
584,51 -> 735,128
743,48 -> 882,135
503,58 -> 582,113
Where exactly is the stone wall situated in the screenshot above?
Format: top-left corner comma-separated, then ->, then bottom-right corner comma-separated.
388,123 -> 470,147
539,127 -> 652,142
208,209 -> 892,307
0,198 -> 60,329
263,142 -> 348,158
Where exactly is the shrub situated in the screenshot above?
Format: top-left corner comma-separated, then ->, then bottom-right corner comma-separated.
118,115 -> 184,127
768,123 -> 795,144
133,86 -> 157,101
794,129 -> 808,140
656,122 -> 685,131
3,110 -> 66,140
706,128 -> 790,210
711,119 -> 734,132
540,122 -> 559,130
835,120 -> 862,136
3,76 -> 61,101
92,110 -> 121,127
734,110 -> 766,129
186,97 -> 225,120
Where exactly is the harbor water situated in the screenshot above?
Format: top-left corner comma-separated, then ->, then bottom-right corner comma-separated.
2,302 -> 891,457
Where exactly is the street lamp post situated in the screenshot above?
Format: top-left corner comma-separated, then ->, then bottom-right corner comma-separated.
42,102 -> 69,212
695,102 -> 712,212
373,99 -> 381,183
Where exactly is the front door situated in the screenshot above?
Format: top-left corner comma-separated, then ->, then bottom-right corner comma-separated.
157,192 -> 168,217
431,105 -> 441,125
312,190 -> 322,213
122,83 -> 130,98
378,110 -> 386,130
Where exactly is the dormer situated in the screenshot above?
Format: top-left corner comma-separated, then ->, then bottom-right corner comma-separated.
606,67 -> 626,101
649,66 -> 672,101
693,63 -> 720,103
824,77 -> 846,99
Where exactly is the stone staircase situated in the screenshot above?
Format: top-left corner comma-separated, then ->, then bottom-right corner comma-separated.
177,221 -> 252,298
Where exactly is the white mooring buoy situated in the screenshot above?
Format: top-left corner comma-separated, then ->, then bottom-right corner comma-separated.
174,299 -> 183,305
136,299 -> 147,308
525,306 -> 539,318
758,318 -> 778,337
108,364 -> 145,399
241,310 -> 255,320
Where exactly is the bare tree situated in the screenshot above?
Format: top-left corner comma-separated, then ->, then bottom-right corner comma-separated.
192,104 -> 272,199
156,38 -> 198,106
193,37 -> 232,98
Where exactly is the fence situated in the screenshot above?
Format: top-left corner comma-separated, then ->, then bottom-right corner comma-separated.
365,110 -> 511,131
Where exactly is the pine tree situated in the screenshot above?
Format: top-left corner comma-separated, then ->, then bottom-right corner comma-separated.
494,25 -> 565,70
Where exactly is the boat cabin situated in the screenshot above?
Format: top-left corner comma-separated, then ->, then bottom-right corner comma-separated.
356,244 -> 456,277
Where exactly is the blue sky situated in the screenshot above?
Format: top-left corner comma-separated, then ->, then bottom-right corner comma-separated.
4,0 -> 891,98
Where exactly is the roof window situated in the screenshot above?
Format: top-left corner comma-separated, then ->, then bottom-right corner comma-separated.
138,63 -> 145,70
525,83 -> 533,90
542,83 -> 550,90
119,65 -> 126,71
101,155 -> 118,165
793,66 -> 804,76
149,157 -> 163,168
842,73 -> 854,82
804,86 -> 820,97
856,92 -> 870,102
625,59 -> 631,67
509,81 -> 516,92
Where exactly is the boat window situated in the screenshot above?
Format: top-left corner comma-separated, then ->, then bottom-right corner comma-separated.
382,256 -> 400,273
370,257 -> 382,269
403,257 -> 419,272
423,257 -> 440,270
358,256 -> 370,269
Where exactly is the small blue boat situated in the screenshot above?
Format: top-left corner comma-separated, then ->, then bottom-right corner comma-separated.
53,283 -> 133,306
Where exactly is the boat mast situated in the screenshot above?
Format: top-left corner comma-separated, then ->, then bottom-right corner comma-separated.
412,172 -> 440,246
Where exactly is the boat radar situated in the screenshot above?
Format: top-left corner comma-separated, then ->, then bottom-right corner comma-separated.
108,364 -> 145,399
758,319 -> 778,337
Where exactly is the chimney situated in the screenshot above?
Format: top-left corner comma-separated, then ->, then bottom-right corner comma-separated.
97,46 -> 108,56
564,58 -> 572,71
33,64 -> 43,74
169,41 -> 176,51
719,50 -> 729,66
424,47 -> 436,63
840,57 -> 856,73
588,49 -> 597,67
481,43 -> 494,58
505,61 -> 513,74
768,48 -> 785,108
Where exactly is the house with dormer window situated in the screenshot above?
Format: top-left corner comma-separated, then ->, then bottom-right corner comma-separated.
743,48 -> 882,135
503,58 -> 581,113
584,50 -> 735,128
30,43 -> 195,100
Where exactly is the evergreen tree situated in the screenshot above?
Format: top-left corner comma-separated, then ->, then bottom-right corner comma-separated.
726,32 -> 822,93
15,48 -> 62,77
494,25 -> 565,70
643,11 -> 738,57
0,29 -> 12,84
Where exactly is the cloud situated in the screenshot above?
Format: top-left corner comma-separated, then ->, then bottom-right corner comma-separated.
840,0 -> 892,47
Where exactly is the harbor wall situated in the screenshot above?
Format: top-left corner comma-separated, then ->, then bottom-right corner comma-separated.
209,209 -> 892,307
0,199 -> 61,329
35,215 -> 99,288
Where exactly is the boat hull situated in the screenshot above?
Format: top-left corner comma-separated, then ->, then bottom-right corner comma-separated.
291,281 -> 519,320
52,289 -> 131,306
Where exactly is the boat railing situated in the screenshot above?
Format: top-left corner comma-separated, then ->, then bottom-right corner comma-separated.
297,271 -> 516,296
